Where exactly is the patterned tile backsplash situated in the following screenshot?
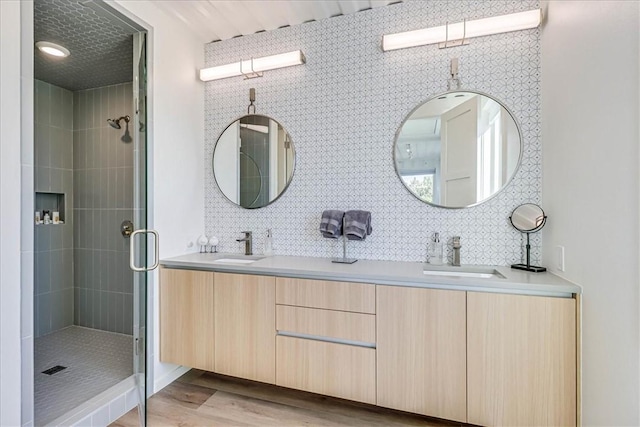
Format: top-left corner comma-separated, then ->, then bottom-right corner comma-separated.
204,0 -> 541,265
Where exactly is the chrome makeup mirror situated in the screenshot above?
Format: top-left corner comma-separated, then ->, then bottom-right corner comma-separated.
510,203 -> 547,272
213,114 -> 296,209
394,90 -> 522,208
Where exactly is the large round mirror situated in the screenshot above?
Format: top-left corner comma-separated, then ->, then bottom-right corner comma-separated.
394,91 -> 522,208
213,114 -> 296,209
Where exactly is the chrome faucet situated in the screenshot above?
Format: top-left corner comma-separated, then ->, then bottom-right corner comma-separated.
452,236 -> 461,266
236,231 -> 253,255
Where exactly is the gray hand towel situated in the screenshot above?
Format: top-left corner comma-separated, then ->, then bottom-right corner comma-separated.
320,210 -> 344,239
344,210 -> 372,241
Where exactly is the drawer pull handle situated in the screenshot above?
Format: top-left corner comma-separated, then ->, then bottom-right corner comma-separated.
277,330 -> 375,349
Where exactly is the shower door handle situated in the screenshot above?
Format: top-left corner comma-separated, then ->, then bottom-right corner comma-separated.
129,229 -> 159,272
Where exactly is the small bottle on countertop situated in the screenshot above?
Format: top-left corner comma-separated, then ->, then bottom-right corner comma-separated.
428,232 -> 444,265
264,229 -> 273,256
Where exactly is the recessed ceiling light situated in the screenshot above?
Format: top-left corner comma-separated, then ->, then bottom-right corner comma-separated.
36,41 -> 70,58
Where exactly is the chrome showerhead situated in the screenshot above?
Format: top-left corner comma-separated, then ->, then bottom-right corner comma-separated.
107,115 -> 130,130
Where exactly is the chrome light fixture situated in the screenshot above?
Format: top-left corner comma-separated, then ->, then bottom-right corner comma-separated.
382,9 -> 542,51
199,50 -> 306,82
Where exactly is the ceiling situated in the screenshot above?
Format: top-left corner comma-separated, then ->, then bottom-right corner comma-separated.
153,0 -> 403,43
34,0 -> 402,91
34,0 -> 142,91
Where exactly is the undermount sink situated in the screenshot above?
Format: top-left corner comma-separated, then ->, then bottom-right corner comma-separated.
423,265 -> 505,279
212,255 -> 265,264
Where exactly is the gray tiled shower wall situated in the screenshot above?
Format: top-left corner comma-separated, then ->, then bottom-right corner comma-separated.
33,80 -> 134,337
34,80 -> 74,337
73,82 -> 134,335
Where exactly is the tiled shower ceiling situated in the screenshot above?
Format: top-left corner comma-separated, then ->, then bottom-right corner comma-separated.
34,0 -> 142,91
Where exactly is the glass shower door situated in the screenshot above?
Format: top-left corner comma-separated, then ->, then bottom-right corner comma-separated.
131,31 -> 151,426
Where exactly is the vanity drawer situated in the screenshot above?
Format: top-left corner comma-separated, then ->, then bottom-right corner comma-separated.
276,305 -> 375,344
275,277 -> 375,314
276,336 -> 376,404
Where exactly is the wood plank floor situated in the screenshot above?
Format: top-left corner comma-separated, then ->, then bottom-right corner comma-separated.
111,370 -> 465,426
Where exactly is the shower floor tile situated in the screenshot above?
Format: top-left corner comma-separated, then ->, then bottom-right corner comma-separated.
35,326 -> 133,426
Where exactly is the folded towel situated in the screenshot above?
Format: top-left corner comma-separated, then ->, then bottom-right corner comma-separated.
320,210 -> 344,239
344,210 -> 372,241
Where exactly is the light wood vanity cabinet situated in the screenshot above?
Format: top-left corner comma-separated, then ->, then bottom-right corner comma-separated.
159,267 -> 215,371
467,292 -> 577,427
275,277 -> 377,404
376,285 -> 467,422
160,265 -> 578,426
214,272 -> 276,384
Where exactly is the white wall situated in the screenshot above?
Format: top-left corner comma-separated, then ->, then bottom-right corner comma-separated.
541,1 -> 640,424
110,0 -> 205,392
0,1 -> 26,425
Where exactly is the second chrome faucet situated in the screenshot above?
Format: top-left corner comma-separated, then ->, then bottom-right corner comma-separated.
236,231 -> 253,255
452,236 -> 461,266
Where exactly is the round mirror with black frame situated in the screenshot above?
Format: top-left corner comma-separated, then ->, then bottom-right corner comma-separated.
213,114 -> 296,209
393,90 -> 523,209
510,203 -> 547,273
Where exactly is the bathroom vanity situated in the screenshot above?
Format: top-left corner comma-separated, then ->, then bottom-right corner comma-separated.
159,253 -> 580,426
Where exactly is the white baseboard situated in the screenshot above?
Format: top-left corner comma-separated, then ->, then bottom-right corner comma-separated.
153,365 -> 190,394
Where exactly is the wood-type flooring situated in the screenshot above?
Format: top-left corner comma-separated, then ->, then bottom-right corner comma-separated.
111,370 -> 465,426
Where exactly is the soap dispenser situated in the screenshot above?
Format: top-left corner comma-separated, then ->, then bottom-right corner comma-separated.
264,229 -> 273,256
428,232 -> 444,265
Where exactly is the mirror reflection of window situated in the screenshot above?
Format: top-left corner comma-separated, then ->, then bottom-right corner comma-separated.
401,172 -> 436,203
477,99 -> 503,200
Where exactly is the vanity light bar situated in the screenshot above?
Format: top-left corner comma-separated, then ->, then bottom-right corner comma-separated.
199,50 -> 306,82
382,9 -> 542,51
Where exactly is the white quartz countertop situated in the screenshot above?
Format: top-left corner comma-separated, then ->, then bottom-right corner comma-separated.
160,253 -> 581,297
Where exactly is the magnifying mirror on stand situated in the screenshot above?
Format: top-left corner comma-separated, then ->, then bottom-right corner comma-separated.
510,203 -> 547,272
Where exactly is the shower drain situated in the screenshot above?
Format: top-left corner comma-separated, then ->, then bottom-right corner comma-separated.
42,365 -> 67,375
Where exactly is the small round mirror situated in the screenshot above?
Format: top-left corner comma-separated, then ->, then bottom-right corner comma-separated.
509,203 -> 547,273
510,203 -> 546,233
213,114 -> 296,209
394,91 -> 522,208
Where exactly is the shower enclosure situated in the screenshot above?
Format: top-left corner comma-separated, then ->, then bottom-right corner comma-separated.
32,0 -> 150,425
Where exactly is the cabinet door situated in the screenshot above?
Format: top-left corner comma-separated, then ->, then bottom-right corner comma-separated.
276,336 -> 376,404
377,286 -> 467,422
467,292 -> 576,427
214,272 -> 276,384
159,268 -> 215,371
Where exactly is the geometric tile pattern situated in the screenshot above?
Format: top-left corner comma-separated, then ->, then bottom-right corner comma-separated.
34,0 -> 138,91
204,0 -> 542,266
35,326 -> 132,426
